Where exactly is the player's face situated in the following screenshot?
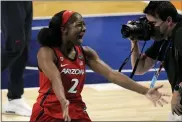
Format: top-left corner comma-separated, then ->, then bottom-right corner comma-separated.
66,14 -> 86,45
146,14 -> 172,41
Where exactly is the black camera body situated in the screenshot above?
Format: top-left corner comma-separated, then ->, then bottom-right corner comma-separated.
121,17 -> 154,41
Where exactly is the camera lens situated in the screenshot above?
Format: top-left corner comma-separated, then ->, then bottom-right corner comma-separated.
121,25 -> 130,38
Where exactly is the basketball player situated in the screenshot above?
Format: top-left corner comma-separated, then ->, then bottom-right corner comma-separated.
30,10 -> 169,122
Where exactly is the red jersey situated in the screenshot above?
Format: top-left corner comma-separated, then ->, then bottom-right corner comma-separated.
36,46 -> 87,119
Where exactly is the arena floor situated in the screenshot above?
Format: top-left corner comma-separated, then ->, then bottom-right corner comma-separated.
2,81 -> 172,121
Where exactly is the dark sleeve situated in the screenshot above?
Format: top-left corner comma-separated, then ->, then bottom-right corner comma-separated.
145,41 -> 165,61
174,27 -> 182,56
174,27 -> 182,85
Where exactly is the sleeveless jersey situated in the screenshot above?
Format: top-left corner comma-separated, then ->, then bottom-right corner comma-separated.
36,46 -> 87,119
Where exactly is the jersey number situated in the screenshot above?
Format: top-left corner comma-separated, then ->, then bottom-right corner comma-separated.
68,78 -> 79,93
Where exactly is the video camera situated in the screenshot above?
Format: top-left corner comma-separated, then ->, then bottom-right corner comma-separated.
121,16 -> 155,41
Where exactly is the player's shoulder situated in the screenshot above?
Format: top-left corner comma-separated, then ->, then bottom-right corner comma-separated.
37,46 -> 55,59
82,46 -> 95,54
38,46 -> 53,53
82,46 -> 99,59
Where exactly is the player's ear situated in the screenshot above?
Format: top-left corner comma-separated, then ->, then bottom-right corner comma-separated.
61,26 -> 68,35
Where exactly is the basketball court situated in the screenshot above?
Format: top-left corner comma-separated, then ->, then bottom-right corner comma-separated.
1,1 -> 182,121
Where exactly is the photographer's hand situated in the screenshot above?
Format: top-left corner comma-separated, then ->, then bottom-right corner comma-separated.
171,91 -> 182,116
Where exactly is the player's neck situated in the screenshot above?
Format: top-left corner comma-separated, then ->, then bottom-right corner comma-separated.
60,41 -> 76,60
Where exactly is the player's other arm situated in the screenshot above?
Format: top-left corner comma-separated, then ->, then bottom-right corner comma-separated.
37,47 -> 67,103
83,46 -> 169,106
83,46 -> 149,95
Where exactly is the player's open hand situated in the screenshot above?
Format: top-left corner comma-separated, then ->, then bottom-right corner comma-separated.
61,99 -> 71,122
145,85 -> 170,107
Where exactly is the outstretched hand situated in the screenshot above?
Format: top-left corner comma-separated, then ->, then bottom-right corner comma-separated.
145,85 -> 170,107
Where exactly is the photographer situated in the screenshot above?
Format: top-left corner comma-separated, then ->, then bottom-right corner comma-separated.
127,1 -> 182,121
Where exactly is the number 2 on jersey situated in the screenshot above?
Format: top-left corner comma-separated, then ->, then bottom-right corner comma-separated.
68,78 -> 79,93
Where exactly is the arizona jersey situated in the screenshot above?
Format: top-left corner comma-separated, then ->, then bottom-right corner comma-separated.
35,46 -> 86,119
54,46 -> 86,100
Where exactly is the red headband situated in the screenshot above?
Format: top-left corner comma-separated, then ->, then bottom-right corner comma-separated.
62,10 -> 75,26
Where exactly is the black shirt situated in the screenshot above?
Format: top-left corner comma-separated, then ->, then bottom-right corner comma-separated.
145,22 -> 182,92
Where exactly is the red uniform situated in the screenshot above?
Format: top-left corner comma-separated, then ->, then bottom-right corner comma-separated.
30,46 -> 91,122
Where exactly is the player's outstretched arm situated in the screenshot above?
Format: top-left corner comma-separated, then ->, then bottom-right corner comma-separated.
83,46 -> 169,107
37,47 -> 70,121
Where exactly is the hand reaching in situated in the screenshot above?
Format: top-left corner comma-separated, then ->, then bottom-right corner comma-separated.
145,85 -> 170,107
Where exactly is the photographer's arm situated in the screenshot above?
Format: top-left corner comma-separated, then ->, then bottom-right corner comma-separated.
131,41 -> 155,75
175,27 -> 182,57
175,27 -> 182,86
